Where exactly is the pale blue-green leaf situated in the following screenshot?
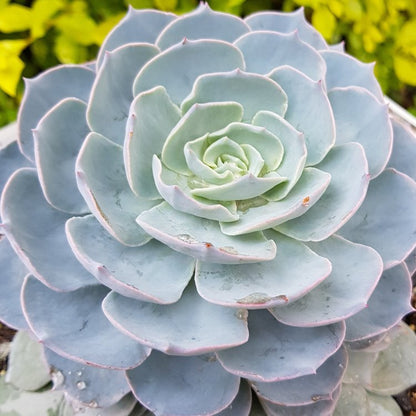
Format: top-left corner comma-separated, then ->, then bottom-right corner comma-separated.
252,346 -> 346,406
152,156 -> 239,222
88,43 -> 159,145
203,135 -> 248,166
196,231 -> 331,309
0,168 -> 96,291
18,65 -> 95,161
217,381 -> 252,416
216,310 -> 345,382
271,235 -> 383,326
277,143 -> 369,241
66,214 -> 194,304
268,66 -> 335,166
6,331 -> 50,391
137,202 -> 276,263
333,384 -> 370,416
367,393 -> 402,416
329,42 -> 345,52
346,332 -> 392,351
321,50 -> 384,102
344,263 -> 412,343
127,351 -> 240,416
133,39 -> 245,103
124,86 -> 181,199
191,172 -> 287,201
22,276 -> 150,369
184,136 -> 236,184
388,119 -> 416,181
405,248 -> 416,276
76,132 -> 157,247
329,87 -> 392,178
234,31 -> 326,81
102,282 -> 248,356
339,168 -> 416,268
0,375 -> 67,416
181,69 -> 288,121
0,141 -> 32,200
97,9 -> 175,69
368,323 -> 416,395
252,111 -> 306,200
34,98 -> 89,214
72,394 -> 138,416
44,348 -> 130,408
156,3 -> 250,50
260,386 -> 340,416
343,348 -> 378,385
0,238 -> 27,329
208,122 -> 284,172
221,168 -> 330,235
245,8 -> 327,50
161,101 -> 243,174
0,121 -> 17,149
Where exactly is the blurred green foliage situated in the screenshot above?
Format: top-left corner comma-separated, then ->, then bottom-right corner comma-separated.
0,0 -> 414,127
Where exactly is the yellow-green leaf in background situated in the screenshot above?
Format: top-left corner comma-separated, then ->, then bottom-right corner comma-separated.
0,4 -> 32,33
327,0 -> 344,18
312,6 -> 336,41
54,12 -> 98,45
126,0 -> 154,9
154,0 -> 178,11
31,0 -> 65,39
343,0 -> 363,21
54,33 -> 88,64
0,40 -> 28,96
394,19 -> 416,86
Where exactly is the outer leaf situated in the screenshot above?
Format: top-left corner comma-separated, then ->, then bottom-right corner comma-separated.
344,263 -> 412,343
251,346 -> 347,405
339,168 -> 416,268
268,66 -> 335,166
22,276 -> 150,369
102,282 -> 248,356
367,392 -> 402,416
66,215 -> 194,304
195,231 -> 331,309
0,238 -> 28,329
321,50 -> 384,102
333,384 -> 370,416
124,86 -> 181,199
97,8 -> 175,68
0,168 -> 96,291
127,351 -> 240,416
217,310 -> 345,382
260,384 -> 341,416
329,87 -> 392,178
34,97 -> 89,214
133,38 -> 245,104
6,331 -> 50,391
277,143 -> 369,241
217,381 -> 252,416
234,31 -> 326,81
44,348 -> 131,408
271,235 -> 383,326
136,202 -> 277,264
388,119 -> 416,181
76,132 -> 158,247
18,65 -> 94,161
156,3 -> 250,50
245,8 -> 327,50
88,43 -> 159,145
0,375 -> 68,416
181,70 -> 288,121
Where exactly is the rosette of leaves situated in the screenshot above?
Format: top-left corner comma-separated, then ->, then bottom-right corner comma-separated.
1,4 -> 416,415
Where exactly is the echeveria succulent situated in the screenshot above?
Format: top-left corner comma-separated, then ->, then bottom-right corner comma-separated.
1,4 -> 416,415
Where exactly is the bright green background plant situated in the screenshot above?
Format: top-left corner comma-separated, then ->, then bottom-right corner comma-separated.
0,0 -> 415,127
